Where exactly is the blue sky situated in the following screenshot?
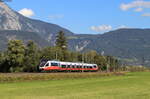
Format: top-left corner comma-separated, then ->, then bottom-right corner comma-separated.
6,0 -> 150,34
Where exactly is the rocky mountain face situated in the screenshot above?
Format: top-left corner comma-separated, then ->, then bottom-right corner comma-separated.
0,2 -> 150,66
0,2 -> 74,44
0,2 -> 22,30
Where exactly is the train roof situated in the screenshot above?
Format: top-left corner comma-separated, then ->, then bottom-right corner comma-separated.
47,60 -> 97,66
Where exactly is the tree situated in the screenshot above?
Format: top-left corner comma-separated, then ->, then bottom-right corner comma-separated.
84,50 -> 97,63
65,51 -> 79,62
106,56 -> 119,72
93,55 -> 107,71
0,51 -> 12,72
0,52 -> 4,72
41,46 -> 63,61
55,31 -> 68,61
6,40 -> 25,72
23,41 -> 40,72
56,31 -> 68,50
0,52 -> 3,66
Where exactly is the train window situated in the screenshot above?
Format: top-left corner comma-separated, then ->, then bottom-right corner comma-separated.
94,66 -> 97,68
72,65 -> 75,68
61,65 -> 66,68
76,66 -> 79,68
80,66 -> 82,68
90,66 -> 93,69
84,66 -> 86,68
45,63 -> 49,67
51,63 -> 59,66
68,65 -> 71,68
39,62 -> 46,67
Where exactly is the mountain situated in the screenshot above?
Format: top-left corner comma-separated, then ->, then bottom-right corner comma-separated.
0,2 -> 150,66
0,2 -> 74,44
68,29 -> 150,66
0,30 -> 50,51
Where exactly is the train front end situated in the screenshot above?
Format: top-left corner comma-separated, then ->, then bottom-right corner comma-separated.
39,61 -> 60,72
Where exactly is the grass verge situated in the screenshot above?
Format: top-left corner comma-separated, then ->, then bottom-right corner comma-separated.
0,72 -> 125,83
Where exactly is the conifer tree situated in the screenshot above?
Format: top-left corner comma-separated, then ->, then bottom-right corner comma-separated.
56,31 -> 68,50
55,31 -> 68,61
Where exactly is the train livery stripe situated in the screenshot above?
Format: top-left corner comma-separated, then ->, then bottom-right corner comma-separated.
43,66 -> 98,71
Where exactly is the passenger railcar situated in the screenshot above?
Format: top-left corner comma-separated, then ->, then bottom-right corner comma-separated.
39,60 -> 98,72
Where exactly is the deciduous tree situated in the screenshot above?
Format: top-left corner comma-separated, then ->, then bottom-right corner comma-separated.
23,41 -> 40,72
6,40 -> 25,72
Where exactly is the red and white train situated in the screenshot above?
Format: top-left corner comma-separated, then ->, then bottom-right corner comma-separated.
39,60 -> 99,72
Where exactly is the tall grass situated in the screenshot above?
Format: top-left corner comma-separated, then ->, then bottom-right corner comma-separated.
0,72 -> 125,83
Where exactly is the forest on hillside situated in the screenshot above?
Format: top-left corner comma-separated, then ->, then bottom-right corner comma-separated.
0,31 -> 119,72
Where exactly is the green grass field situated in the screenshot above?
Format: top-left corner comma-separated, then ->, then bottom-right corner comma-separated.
0,72 -> 150,99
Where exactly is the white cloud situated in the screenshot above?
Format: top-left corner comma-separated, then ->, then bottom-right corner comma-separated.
120,0 -> 150,11
18,8 -> 34,17
117,25 -> 130,29
142,13 -> 150,16
90,25 -> 132,33
134,7 -> 143,12
90,25 -> 112,32
48,15 -> 64,20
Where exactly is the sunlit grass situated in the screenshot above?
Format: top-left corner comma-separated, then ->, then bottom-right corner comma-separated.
0,72 -> 150,99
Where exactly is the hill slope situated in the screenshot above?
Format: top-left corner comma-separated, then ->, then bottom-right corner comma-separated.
69,29 -> 150,66
0,30 -> 50,50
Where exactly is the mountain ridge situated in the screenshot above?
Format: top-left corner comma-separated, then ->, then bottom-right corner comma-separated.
0,3 -> 150,66
0,2 -> 74,44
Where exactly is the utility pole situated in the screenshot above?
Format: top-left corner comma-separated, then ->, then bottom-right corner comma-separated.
82,53 -> 84,73
106,58 -> 109,72
82,53 -> 84,63
55,51 -> 58,60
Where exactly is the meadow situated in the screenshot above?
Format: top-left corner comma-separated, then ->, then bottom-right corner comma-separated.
0,72 -> 150,99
